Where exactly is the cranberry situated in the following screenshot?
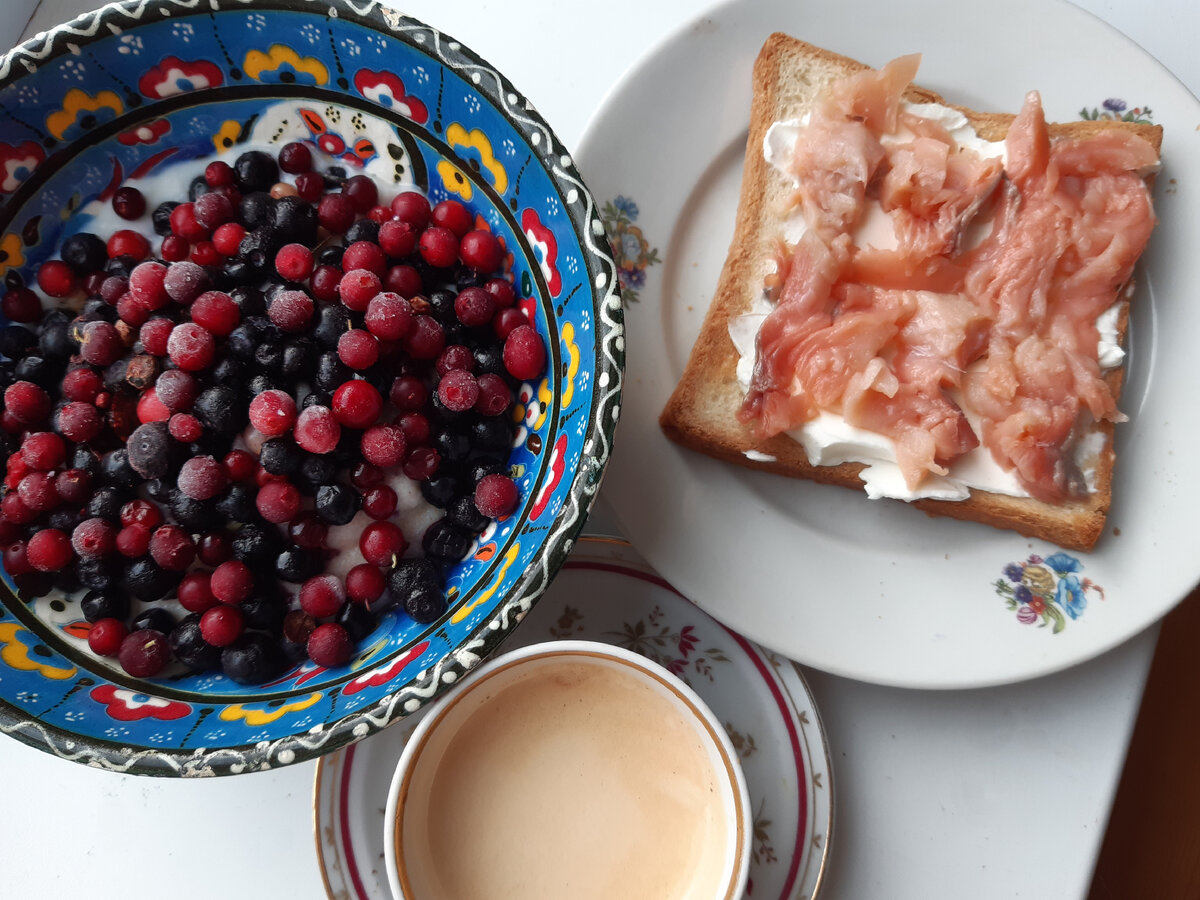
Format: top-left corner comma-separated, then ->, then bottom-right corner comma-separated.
317,193 -> 356,234
1,287 -> 40,323
211,560 -> 254,604
268,289 -> 315,332
342,174 -> 378,212
115,524 -> 152,558
249,389 -> 298,437
338,269 -> 381,312
368,204 -> 392,223
299,574 -> 345,618
437,370 -> 479,412
167,322 -> 216,371
136,387 -> 172,424
212,222 -> 246,257
475,474 -> 520,518
337,329 -> 379,370
492,306 -> 528,340
71,518 -> 116,558
295,171 -> 324,202
121,499 -> 162,529
332,380 -> 383,429
256,480 -> 301,524
111,186 -> 146,220
378,219 -> 417,258
61,368 -> 102,402
21,432 -> 66,471
404,315 -> 446,360
503,324 -> 546,380
309,264 -> 342,302
474,373 -> 512,416
418,226 -> 459,268
361,424 -> 407,468
397,411 -> 431,445
200,605 -> 244,647
36,260 -> 76,298
346,564 -> 386,604
383,264 -> 422,298
170,202 -> 209,242
275,243 -> 315,282
190,290 -> 240,335
106,229 -> 150,261
430,199 -> 473,237
364,292 -> 413,340
360,521 -> 406,567
390,375 -> 428,411
88,618 -> 127,657
160,235 -> 190,263
118,629 -> 170,677
279,141 -> 313,174
17,472 -> 58,512
54,402 -> 99,443
100,275 -> 129,304
55,469 -> 92,506
117,293 -> 151,326
223,449 -> 257,482
391,191 -> 431,227
1,492 -> 36,524
155,369 -> 198,411
194,191 -> 235,230
139,316 -> 174,356
288,513 -> 328,550
27,528 -> 73,571
294,405 -> 341,454
402,446 -> 440,481
168,412 -> 203,443
190,241 -> 222,267
5,382 -> 50,425
178,455 -> 227,501
342,240 -> 386,275
307,622 -> 353,667
79,320 -> 124,366
149,525 -> 196,571
454,286 -> 495,328
197,531 -> 233,566
2,541 -> 30,576
205,160 -> 236,187
435,344 -> 475,375
459,229 -> 503,273
362,484 -> 398,520
178,571 -> 218,613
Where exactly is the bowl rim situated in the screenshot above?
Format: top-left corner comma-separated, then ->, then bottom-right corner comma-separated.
0,0 -> 625,776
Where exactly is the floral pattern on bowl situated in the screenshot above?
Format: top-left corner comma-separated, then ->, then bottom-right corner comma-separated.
0,0 -> 623,775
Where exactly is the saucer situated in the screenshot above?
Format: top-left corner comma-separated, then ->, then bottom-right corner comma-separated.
313,537 -> 833,899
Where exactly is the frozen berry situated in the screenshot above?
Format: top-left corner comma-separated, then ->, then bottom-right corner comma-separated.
249,389 -> 298,437
115,524 -> 151,558
384,264 -> 422,298
474,373 -> 512,416
200,604 -> 244,647
360,521 -> 407,567
418,225 -> 459,268
36,260 -> 76,298
475,473 -> 520,518
459,229 -> 503,273
71,518 -> 116,559
118,629 -> 170,677
21,432 -> 66,470
149,524 -> 196,571
294,405 -> 341,454
430,199 -> 473,237
268,289 -> 315,333
404,315 -> 446,360
190,290 -> 240,335
362,484 -> 398,520
154,369 -> 198,412
275,243 -> 315,282
211,559 -> 253,604
346,564 -> 386,604
332,380 -> 383,429
106,229 -> 151,261
503,324 -> 546,380
317,193 -> 355,234
307,622 -> 352,667
337,329 -> 379,370
17,471 -> 58,512
167,322 -> 216,371
178,455 -> 227,501
87,618 -> 127,657
364,292 -> 413,340
378,219 -> 417,258
138,317 -> 174,356
27,528 -> 72,571
338,268 -> 381,312
5,381 -> 51,424
112,186 -> 146,220
361,424 -> 407,468
256,480 -> 301,523
168,413 -> 203,443
299,574 -> 344,618
437,369 -> 479,412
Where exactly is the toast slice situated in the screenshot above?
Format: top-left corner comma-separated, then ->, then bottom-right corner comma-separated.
659,34 -> 1162,551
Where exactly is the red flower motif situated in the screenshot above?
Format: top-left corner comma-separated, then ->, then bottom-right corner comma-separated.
521,208 -> 562,297
677,625 -> 698,658
90,684 -> 191,722
118,118 -> 171,146
342,641 -> 430,696
1029,595 -> 1047,615
352,69 -> 428,123
138,57 -> 224,99
0,140 -> 45,193
530,433 -> 567,521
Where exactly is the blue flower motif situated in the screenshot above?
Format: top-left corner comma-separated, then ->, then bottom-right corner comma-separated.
1057,575 -> 1087,619
613,195 -> 639,219
1044,552 -> 1082,576
1015,584 -> 1033,604
1003,563 -> 1024,583
1103,98 -> 1127,113
619,266 -> 645,289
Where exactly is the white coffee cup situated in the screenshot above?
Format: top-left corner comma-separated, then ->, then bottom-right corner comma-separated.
384,639 -> 751,900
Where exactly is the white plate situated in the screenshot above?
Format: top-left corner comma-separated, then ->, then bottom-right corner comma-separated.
314,538 -> 832,900
574,0 -> 1200,688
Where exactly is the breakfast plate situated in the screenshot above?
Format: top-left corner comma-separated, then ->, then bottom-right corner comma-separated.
574,0 -> 1200,688
313,537 -> 833,900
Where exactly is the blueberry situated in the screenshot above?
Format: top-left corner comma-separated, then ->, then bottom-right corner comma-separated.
169,615 -> 221,671
103,358 -> 133,394
194,384 -> 245,435
51,566 -> 83,595
345,219 -> 379,244
211,356 -> 247,384
301,390 -> 332,409
238,226 -> 283,274
297,452 -> 337,492
152,201 -> 181,236
229,285 -> 266,317
14,355 -> 58,390
313,351 -> 350,393
275,547 -> 320,583
234,151 -> 280,194
126,422 -> 172,479
254,341 -> 284,374
272,195 -> 318,244
404,583 -> 447,624
473,343 -> 508,379
280,338 -> 315,380
387,557 -> 441,602
432,429 -> 471,466
312,304 -> 351,351
144,477 -> 172,503
221,633 -> 284,685
241,594 -> 286,632
86,486 -> 126,521
448,494 -> 488,533
469,416 -> 513,453
422,517 -> 472,563
132,607 -> 176,635
215,483 -> 257,523
335,600 -> 375,642
0,324 -> 37,359
465,455 -> 507,487
81,298 -> 119,321
247,373 -> 284,397
37,309 -> 72,360
14,571 -> 55,598
169,490 -> 221,531
100,449 -> 141,489
238,192 -> 275,229
104,255 -> 138,279
420,474 -> 458,509
428,289 -> 457,324
188,173 -> 212,200
314,483 -> 360,525
61,232 -> 108,273
74,555 -> 114,591
122,557 -> 180,602
259,437 -> 302,475
221,258 -> 254,286
80,589 -> 129,623
316,244 -> 345,268
226,323 -> 260,361
232,522 -> 281,565
323,166 -> 347,187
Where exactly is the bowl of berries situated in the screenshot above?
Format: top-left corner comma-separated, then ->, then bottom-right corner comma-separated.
0,0 -> 622,775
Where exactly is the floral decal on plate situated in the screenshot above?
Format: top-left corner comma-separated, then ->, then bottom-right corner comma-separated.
602,195 -> 660,305
994,552 -> 1104,633
90,685 -> 191,722
604,605 -> 731,682
1080,98 -> 1153,123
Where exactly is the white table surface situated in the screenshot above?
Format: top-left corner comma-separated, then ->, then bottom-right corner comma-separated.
0,1 -> 1196,898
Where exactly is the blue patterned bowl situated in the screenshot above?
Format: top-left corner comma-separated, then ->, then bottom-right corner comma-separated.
0,0 -> 622,775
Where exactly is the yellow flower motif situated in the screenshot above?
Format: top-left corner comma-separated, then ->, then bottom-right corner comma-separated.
534,377 -> 553,430
0,232 -> 25,279
436,159 -> 473,200
219,692 -> 323,725
212,119 -> 243,154
445,124 -> 508,194
46,88 -> 124,141
0,623 -> 76,680
559,322 -> 580,408
243,45 -> 328,86
451,544 -> 519,625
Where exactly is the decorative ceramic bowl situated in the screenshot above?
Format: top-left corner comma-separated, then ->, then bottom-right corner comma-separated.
0,0 -> 622,775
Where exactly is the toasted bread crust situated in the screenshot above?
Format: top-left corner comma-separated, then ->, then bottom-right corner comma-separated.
659,34 -> 1162,551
